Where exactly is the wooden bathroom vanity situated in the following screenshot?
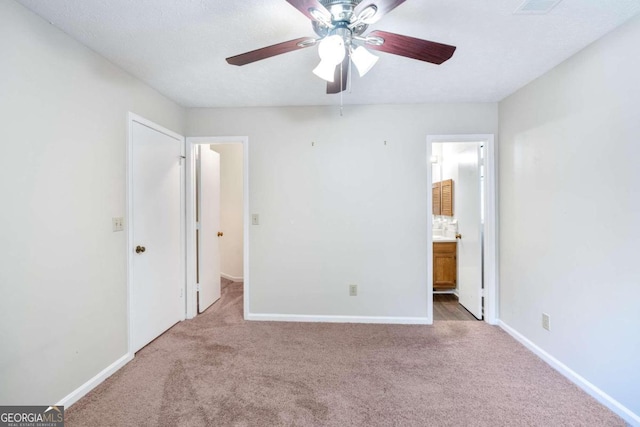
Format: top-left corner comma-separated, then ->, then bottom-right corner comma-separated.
433,241 -> 457,290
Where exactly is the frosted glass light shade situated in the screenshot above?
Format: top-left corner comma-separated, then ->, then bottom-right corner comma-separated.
351,46 -> 379,77
313,59 -> 336,82
317,35 -> 346,65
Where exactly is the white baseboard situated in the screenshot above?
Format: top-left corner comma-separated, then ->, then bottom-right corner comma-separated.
498,320 -> 639,426
57,352 -> 134,408
246,313 -> 430,325
221,273 -> 243,282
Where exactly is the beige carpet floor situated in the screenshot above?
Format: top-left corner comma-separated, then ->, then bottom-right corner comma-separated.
66,282 -> 624,426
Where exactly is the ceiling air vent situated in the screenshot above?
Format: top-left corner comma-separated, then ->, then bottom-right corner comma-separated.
514,0 -> 562,14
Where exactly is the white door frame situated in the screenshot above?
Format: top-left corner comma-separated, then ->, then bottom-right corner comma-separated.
126,113 -> 186,355
185,136 -> 249,320
426,134 -> 498,325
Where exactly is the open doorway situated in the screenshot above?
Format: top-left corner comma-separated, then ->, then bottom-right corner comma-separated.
432,142 -> 483,320
427,134 -> 497,325
209,144 -> 245,284
186,136 -> 249,320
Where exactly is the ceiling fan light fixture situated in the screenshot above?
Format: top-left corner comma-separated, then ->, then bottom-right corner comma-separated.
313,59 -> 337,82
226,1 -> 457,95
350,46 -> 379,77
313,34 -> 346,82
317,34 -> 346,65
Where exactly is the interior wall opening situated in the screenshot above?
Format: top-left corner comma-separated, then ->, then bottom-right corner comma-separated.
427,134 -> 497,325
431,141 -> 484,321
185,136 -> 249,320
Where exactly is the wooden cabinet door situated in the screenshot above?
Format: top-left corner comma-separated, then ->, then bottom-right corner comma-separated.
432,179 -> 453,216
441,179 -> 454,217
432,182 -> 441,215
433,242 -> 456,289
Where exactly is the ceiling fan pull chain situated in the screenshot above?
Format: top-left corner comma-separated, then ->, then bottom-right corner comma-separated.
348,55 -> 353,94
340,61 -> 344,116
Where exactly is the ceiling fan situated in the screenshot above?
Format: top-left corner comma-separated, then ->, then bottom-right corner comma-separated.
226,0 -> 457,94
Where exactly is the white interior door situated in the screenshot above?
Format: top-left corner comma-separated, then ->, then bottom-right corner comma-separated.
132,121 -> 183,352
197,146 -> 221,312
455,143 -> 483,319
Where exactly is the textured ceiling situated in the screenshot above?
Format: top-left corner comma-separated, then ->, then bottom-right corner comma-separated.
15,0 -> 640,107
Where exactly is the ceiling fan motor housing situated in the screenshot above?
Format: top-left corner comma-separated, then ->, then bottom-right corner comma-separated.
313,0 -> 369,38
323,0 -> 359,20
331,23 -> 353,47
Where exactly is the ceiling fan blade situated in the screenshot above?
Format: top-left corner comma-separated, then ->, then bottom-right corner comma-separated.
226,37 -> 314,66
365,30 -> 456,65
327,56 -> 349,94
354,0 -> 407,24
285,0 -> 331,21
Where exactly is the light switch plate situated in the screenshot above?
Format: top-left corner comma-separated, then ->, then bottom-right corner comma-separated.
542,313 -> 550,331
252,214 -> 259,225
349,284 -> 358,297
112,217 -> 124,232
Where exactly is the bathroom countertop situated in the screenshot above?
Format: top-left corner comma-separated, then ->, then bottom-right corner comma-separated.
432,235 -> 457,242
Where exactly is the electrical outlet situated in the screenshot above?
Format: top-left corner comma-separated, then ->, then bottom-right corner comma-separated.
349,284 -> 358,297
252,214 -> 259,225
112,217 -> 124,232
542,313 -> 550,331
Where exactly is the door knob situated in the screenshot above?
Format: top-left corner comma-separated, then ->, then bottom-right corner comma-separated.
135,245 -> 146,254
217,232 -> 224,237
455,233 -> 462,239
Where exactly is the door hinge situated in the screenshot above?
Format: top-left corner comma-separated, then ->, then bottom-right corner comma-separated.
196,283 -> 200,292
195,222 -> 201,231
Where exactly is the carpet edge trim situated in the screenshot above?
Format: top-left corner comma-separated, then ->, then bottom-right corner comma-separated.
497,320 -> 640,426
56,352 -> 134,409
246,313 -> 431,325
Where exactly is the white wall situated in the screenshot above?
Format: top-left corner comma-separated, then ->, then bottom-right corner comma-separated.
188,104 -> 498,319
210,144 -> 244,280
499,14 -> 640,419
440,143 -> 459,187
440,143 -> 460,220
0,0 -> 185,405
440,143 -> 479,223
431,144 -> 443,184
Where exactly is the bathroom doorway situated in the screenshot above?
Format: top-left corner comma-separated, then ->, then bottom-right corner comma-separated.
185,136 -> 249,320
426,135 -> 497,324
